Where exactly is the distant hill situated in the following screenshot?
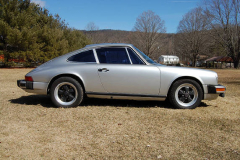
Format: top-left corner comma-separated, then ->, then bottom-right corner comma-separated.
82,29 -> 133,44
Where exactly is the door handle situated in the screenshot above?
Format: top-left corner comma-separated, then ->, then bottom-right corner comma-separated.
98,68 -> 109,72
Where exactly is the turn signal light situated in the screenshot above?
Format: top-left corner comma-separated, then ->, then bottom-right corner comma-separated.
25,76 -> 33,82
216,88 -> 225,92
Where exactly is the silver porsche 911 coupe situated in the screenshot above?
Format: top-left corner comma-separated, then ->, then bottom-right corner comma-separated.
17,43 -> 226,109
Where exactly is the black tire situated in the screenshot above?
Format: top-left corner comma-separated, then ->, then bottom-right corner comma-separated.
50,77 -> 83,108
168,79 -> 203,109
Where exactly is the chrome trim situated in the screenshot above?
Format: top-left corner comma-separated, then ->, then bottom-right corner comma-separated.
86,92 -> 165,97
86,92 -> 166,101
17,80 -> 33,90
125,47 -> 133,64
17,80 -> 26,88
215,85 -> 226,93
93,49 -> 100,64
87,93 -> 166,101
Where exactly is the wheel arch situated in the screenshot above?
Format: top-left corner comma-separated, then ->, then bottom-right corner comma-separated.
47,74 -> 85,94
167,76 -> 204,99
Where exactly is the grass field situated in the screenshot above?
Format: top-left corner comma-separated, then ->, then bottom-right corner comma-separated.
0,68 -> 239,159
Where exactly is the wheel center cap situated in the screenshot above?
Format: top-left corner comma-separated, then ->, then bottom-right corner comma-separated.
185,93 -> 189,97
64,91 -> 69,96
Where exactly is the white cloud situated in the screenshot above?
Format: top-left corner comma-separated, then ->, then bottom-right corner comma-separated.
31,0 -> 46,8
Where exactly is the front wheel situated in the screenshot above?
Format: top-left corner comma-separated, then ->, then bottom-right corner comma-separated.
168,79 -> 203,109
50,77 -> 83,108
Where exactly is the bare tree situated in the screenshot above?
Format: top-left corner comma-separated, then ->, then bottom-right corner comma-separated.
85,22 -> 101,43
176,7 -> 211,67
132,10 -> 166,57
85,22 -> 99,31
204,0 -> 240,68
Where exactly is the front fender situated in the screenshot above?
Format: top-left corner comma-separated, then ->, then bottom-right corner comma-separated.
158,66 -> 218,96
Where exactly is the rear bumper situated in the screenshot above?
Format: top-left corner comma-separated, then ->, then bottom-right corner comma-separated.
17,80 -> 48,95
203,84 -> 226,100
17,80 -> 33,89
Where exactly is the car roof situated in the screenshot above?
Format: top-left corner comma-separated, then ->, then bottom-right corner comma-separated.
84,43 -> 134,49
160,55 -> 179,58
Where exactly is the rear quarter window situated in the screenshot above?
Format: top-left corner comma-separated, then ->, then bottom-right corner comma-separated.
68,50 -> 96,62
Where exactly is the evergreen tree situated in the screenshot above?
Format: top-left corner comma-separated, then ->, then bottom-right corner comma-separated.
0,0 -> 90,67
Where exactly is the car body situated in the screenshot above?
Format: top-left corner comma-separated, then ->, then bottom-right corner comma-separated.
17,43 -> 226,109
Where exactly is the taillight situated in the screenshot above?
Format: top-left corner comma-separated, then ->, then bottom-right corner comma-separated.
25,76 -> 33,82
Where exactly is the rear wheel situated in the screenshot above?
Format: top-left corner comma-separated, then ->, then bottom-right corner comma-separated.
168,79 -> 203,109
50,77 -> 83,108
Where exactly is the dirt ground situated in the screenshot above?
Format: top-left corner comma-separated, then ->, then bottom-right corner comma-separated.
0,68 -> 239,159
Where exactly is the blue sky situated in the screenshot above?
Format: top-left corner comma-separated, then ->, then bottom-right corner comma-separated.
32,0 -> 202,33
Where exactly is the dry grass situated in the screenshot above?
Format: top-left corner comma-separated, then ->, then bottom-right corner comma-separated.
0,68 -> 239,159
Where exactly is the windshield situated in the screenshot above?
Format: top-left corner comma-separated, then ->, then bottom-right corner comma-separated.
133,47 -> 157,64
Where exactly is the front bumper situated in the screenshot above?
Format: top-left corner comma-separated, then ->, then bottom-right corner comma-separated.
203,84 -> 226,100
17,80 -> 48,95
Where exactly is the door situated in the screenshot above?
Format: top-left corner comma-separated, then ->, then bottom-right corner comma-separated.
95,47 -> 161,96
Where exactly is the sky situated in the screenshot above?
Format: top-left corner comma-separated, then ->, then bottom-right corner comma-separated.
32,0 -> 202,33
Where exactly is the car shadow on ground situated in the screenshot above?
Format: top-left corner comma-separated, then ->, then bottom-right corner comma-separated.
9,95 -> 210,109
9,95 -> 55,108
82,98 -> 174,109
83,98 -> 209,109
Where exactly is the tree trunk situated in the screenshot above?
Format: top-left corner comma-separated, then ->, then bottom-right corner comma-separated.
234,60 -> 239,68
231,53 -> 240,68
193,59 -> 196,67
192,54 -> 197,67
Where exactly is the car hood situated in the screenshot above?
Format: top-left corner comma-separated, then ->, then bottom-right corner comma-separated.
157,65 -> 216,73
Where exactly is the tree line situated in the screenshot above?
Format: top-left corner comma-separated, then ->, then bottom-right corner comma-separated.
1,0 -> 239,68
85,0 -> 240,68
0,0 -> 90,67
176,0 -> 240,68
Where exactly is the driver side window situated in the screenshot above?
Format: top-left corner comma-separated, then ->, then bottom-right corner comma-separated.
96,48 -> 131,64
